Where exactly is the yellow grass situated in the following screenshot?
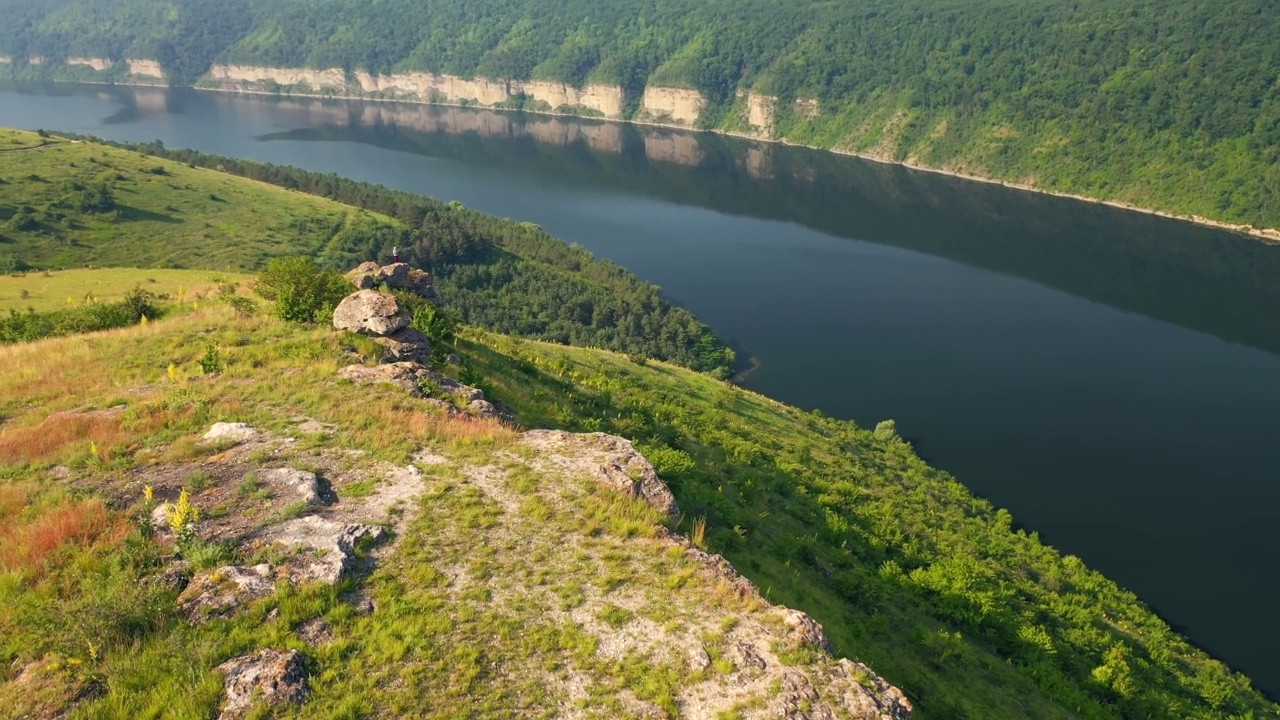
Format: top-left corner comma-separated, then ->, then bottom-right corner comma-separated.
0,268 -> 250,312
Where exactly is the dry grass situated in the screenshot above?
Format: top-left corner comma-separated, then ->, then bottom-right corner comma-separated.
0,497 -> 130,573
0,412 -> 130,466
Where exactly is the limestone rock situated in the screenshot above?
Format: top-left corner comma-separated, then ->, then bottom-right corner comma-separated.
445,353 -> 462,366
376,262 -> 410,288
349,271 -> 377,290
203,422 -> 257,445
215,648 -> 308,720
466,399 -> 500,420
264,468 -> 321,505
779,607 -> 833,653
150,503 -> 172,532
338,361 -> 430,394
295,617 -> 333,646
407,268 -> 436,299
373,326 -> 431,363
177,564 -> 276,621
332,290 -> 410,336
353,261 -> 380,274
521,430 -> 680,521
260,516 -> 384,584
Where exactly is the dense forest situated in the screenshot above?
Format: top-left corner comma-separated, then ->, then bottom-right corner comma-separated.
2,0 -> 1280,229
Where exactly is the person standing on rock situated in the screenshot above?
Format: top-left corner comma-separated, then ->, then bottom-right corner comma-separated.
391,246 -> 401,264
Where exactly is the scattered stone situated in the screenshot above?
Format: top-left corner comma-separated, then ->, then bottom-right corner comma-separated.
445,353 -> 462,366
521,430 -> 680,521
47,465 -> 72,480
829,659 -> 914,720
264,468 -> 321,505
332,290 -> 410,336
466,399 -> 500,420
145,561 -> 192,593
376,262 -> 410,288
338,361 -> 431,394
346,588 -> 377,615
685,547 -> 759,599
177,564 -> 276,621
373,326 -> 431,363
215,648 -> 308,720
294,418 -> 336,434
203,422 -> 257,445
295,617 -> 334,646
687,645 -> 712,673
261,516 -> 384,584
150,502 -> 172,532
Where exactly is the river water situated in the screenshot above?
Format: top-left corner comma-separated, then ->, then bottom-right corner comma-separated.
2,82 -> 1278,696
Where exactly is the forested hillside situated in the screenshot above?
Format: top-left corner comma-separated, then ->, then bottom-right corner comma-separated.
3,0 -> 1280,230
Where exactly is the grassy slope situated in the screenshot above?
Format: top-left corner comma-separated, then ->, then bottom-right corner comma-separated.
0,128 -> 398,271
0,268 -> 248,312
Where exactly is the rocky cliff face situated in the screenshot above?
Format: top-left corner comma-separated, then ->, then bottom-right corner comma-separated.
745,92 -> 777,137
67,57 -> 111,71
202,65 -> 628,119
639,86 -> 708,125
126,58 -> 165,81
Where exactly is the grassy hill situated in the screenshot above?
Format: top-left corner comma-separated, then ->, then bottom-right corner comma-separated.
0,268 -> 248,312
0,294 -> 1275,719
0,128 -> 732,373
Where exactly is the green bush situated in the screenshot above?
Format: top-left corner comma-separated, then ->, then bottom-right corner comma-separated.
254,256 -> 350,323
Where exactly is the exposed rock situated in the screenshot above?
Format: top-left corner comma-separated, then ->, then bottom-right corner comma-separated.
687,645 -> 712,673
353,261 -> 380,274
260,516 -> 384,584
203,422 -> 257,445
685,547 -> 760,599
338,361 -> 430,394
520,430 -> 680,521
407,268 -> 436,299
332,290 -> 410,336
466,399 -> 500,420
215,648 -> 308,720
376,262 -> 410,288
348,271 -> 377,290
264,468 -> 321,505
445,353 -> 462,366
373,326 -> 431,363
146,561 -> 192,593
177,564 -> 276,621
295,617 -> 333,646
346,588 -> 377,615
828,659 -> 914,720
779,607 -> 833,653
150,502 -> 172,532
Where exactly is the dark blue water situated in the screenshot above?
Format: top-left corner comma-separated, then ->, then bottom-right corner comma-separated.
2,82 -> 1278,695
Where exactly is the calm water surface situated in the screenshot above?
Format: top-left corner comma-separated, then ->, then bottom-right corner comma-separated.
2,83 -> 1278,695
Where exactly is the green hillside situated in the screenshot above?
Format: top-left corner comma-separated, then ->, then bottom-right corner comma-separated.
0,127 -> 1275,719
3,0 -> 1280,230
0,128 -> 731,372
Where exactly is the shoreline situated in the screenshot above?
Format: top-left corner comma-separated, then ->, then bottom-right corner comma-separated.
24,76 -> 1280,243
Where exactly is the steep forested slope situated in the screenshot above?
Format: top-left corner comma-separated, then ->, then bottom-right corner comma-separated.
3,0 -> 1280,230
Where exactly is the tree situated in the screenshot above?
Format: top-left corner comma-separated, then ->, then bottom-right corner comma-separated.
254,256 -> 350,322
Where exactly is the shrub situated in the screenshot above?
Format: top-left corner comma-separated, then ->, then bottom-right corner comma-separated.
254,256 -> 350,323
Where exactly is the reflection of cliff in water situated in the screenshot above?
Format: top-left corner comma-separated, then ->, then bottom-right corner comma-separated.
63,84 -> 1280,358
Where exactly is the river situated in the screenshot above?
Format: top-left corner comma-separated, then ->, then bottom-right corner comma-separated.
2,81 -> 1278,697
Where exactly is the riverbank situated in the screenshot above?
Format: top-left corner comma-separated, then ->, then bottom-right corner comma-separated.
33,74 -> 1280,245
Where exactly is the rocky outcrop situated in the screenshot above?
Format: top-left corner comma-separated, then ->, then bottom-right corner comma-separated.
794,97 -> 821,118
177,564 -> 277,621
0,56 -> 12,64
258,516 -> 384,584
332,290 -> 411,336
345,262 -> 436,299
203,422 -> 258,445
202,65 -> 628,118
375,326 -> 432,363
126,58 -> 164,80
640,86 -> 707,125
521,430 -> 680,521
28,56 -> 44,65
215,649 -> 308,720
745,92 -> 777,137
67,57 -> 111,72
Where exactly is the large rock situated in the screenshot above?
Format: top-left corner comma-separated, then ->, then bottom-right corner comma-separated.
203,422 -> 257,445
338,361 -> 431,394
264,468 -> 321,505
376,262 -> 411,288
260,516 -> 384,584
177,564 -> 276,621
332,290 -> 410,336
348,271 -> 377,290
407,268 -> 437,299
215,648 -> 308,720
373,326 -> 431,363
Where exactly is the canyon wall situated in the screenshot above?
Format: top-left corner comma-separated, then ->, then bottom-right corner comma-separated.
67,57 -> 111,71
639,86 -> 706,125
126,58 -> 165,81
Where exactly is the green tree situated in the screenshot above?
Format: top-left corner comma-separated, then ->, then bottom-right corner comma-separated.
254,256 -> 350,322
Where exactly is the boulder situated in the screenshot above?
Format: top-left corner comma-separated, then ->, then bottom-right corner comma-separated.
353,261 -> 380,274
778,608 -> 833,653
338,361 -> 430,394
466,399 -> 500,420
215,648 -> 308,720
332,290 -> 410,336
203,422 -> 257,445
177,564 -> 276,621
348,271 -> 377,290
264,468 -> 321,505
376,262 -> 410,288
260,516 -> 384,584
373,326 -> 431,363
295,617 -> 334,646
407,268 -> 437,299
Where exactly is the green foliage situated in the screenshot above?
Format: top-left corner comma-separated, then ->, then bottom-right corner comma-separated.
0,286 -> 159,343
197,343 -> 221,374
74,181 -> 116,214
253,256 -> 348,323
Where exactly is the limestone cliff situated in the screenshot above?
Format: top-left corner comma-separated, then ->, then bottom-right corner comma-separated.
126,58 -> 165,81
639,86 -> 707,125
67,57 -> 111,72
202,65 -> 627,119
